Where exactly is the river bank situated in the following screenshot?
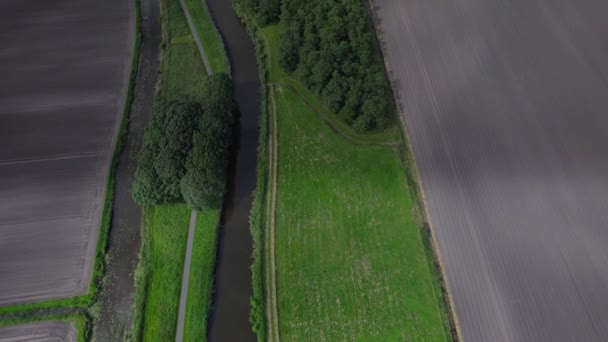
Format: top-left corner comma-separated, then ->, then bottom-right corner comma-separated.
93,0 -> 161,340
206,0 -> 259,340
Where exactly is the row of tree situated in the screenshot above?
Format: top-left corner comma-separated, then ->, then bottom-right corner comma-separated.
279,0 -> 391,131
238,0 -> 281,26
240,0 -> 392,131
132,73 -> 234,210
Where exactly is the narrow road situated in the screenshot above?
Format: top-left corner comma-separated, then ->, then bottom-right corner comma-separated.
174,1 -> 212,340
175,210 -> 198,342
179,0 -> 212,75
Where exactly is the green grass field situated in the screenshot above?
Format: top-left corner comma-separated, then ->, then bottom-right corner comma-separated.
184,210 -> 221,341
131,0 -> 228,340
137,204 -> 191,341
262,25 -> 452,341
134,204 -> 221,342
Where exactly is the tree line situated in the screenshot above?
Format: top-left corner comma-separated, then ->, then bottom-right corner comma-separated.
240,0 -> 392,131
133,73 -> 234,210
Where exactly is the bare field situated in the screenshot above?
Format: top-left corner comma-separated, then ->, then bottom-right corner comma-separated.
373,0 -> 608,340
0,0 -> 133,305
0,321 -> 75,342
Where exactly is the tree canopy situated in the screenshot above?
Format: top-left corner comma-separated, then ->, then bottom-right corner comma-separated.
133,73 -> 234,209
239,0 -> 281,26
278,0 -> 391,131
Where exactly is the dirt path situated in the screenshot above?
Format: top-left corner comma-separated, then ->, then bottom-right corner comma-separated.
265,87 -> 280,342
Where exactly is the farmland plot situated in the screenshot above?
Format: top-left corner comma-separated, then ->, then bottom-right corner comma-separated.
0,0 -> 133,305
373,0 -> 608,340
0,321 -> 75,341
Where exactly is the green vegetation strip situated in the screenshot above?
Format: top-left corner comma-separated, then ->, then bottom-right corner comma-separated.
131,0 -> 231,340
263,23 -> 452,340
183,210 -> 221,341
182,0 -> 230,74
271,85 -> 449,340
133,204 -> 191,341
234,0 -> 455,338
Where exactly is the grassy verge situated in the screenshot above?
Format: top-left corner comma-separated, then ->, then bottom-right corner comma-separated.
183,210 -> 221,341
240,17 -> 453,340
131,0 -> 229,340
0,0 -> 142,318
265,86 -> 279,341
183,0 -> 230,74
179,1 -> 230,339
132,204 -> 191,341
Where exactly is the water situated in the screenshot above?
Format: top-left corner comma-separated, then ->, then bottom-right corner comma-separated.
206,0 -> 259,340
94,0 -> 161,340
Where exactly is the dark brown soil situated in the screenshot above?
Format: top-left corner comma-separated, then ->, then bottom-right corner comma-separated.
374,0 -> 608,340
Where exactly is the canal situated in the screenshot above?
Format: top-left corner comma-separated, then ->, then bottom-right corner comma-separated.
206,0 -> 259,340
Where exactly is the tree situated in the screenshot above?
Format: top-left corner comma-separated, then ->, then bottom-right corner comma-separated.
181,73 -> 234,210
133,101 -> 201,205
277,0 -> 393,131
133,73 -> 235,209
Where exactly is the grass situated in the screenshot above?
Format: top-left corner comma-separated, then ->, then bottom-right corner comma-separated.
273,87 -> 449,340
261,25 -> 401,146
260,23 -> 453,341
183,210 -> 221,341
131,0 -> 228,340
134,204 -> 191,341
183,0 -> 230,74
0,0 -> 143,319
